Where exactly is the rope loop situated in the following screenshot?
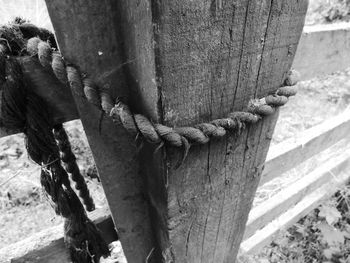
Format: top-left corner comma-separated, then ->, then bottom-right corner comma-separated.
20,28 -> 300,164
2,22 -> 300,169
0,21 -> 108,263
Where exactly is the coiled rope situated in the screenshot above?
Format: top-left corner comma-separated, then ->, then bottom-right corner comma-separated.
0,21 -> 108,263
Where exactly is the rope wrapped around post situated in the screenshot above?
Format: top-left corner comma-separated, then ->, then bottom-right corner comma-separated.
26,32 -> 300,164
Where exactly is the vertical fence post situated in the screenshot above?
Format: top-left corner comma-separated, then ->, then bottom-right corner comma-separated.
45,0 -> 308,262
45,1 -> 155,262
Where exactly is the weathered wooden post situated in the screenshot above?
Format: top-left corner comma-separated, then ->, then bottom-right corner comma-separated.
45,1 -> 155,262
45,0 -> 308,262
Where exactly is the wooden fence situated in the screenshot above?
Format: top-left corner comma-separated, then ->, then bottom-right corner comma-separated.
1,22 -> 350,263
238,22 -> 350,253
241,110 -> 350,253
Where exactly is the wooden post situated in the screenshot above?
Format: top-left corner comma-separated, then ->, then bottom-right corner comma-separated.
118,1 -> 308,262
45,0 -> 308,262
45,1 -> 155,262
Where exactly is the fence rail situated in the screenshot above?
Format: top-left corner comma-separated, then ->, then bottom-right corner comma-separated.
293,23 -> 350,81
261,109 -> 350,186
241,107 -> 350,252
0,207 -> 115,263
241,153 -> 350,253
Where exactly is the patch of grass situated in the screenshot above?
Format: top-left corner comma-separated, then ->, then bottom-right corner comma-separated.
0,121 -> 107,249
243,69 -> 350,262
256,185 -> 350,263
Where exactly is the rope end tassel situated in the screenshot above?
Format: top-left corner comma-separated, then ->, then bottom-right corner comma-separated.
0,20 -> 109,262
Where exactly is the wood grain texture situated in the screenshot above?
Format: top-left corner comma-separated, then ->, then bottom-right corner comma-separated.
4,22 -> 350,138
142,1 -> 308,262
44,1 -> 155,262
16,1 -> 307,262
114,0 -> 158,121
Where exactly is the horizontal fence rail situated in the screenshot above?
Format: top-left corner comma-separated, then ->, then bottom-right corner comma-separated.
293,23 -> 350,81
0,207 -> 116,263
245,145 -> 350,239
261,109 -> 350,186
241,152 -> 350,253
241,109 -> 350,252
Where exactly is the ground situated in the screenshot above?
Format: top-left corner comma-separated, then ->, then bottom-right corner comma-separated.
238,71 -> 350,263
306,0 -> 350,25
1,0 -> 350,262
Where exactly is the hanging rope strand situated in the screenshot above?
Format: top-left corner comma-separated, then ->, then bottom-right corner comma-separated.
53,123 -> 95,212
0,22 -> 109,263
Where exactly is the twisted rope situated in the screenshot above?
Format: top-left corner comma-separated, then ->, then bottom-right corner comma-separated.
0,22 -> 95,212
2,21 -> 301,162
0,21 -> 108,263
26,34 -> 300,165
1,22 -> 301,171
53,124 -> 95,212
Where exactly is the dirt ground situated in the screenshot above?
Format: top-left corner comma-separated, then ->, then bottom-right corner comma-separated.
0,122 -> 107,247
306,0 -> 350,25
1,0 -> 350,262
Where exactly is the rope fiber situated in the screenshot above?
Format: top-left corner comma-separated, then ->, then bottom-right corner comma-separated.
53,123 -> 96,212
22,25 -> 300,166
0,21 -> 108,263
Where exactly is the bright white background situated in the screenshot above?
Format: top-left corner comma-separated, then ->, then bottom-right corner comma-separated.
0,0 -> 52,30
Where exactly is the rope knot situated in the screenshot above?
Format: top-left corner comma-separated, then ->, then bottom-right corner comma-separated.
0,21 -> 109,263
